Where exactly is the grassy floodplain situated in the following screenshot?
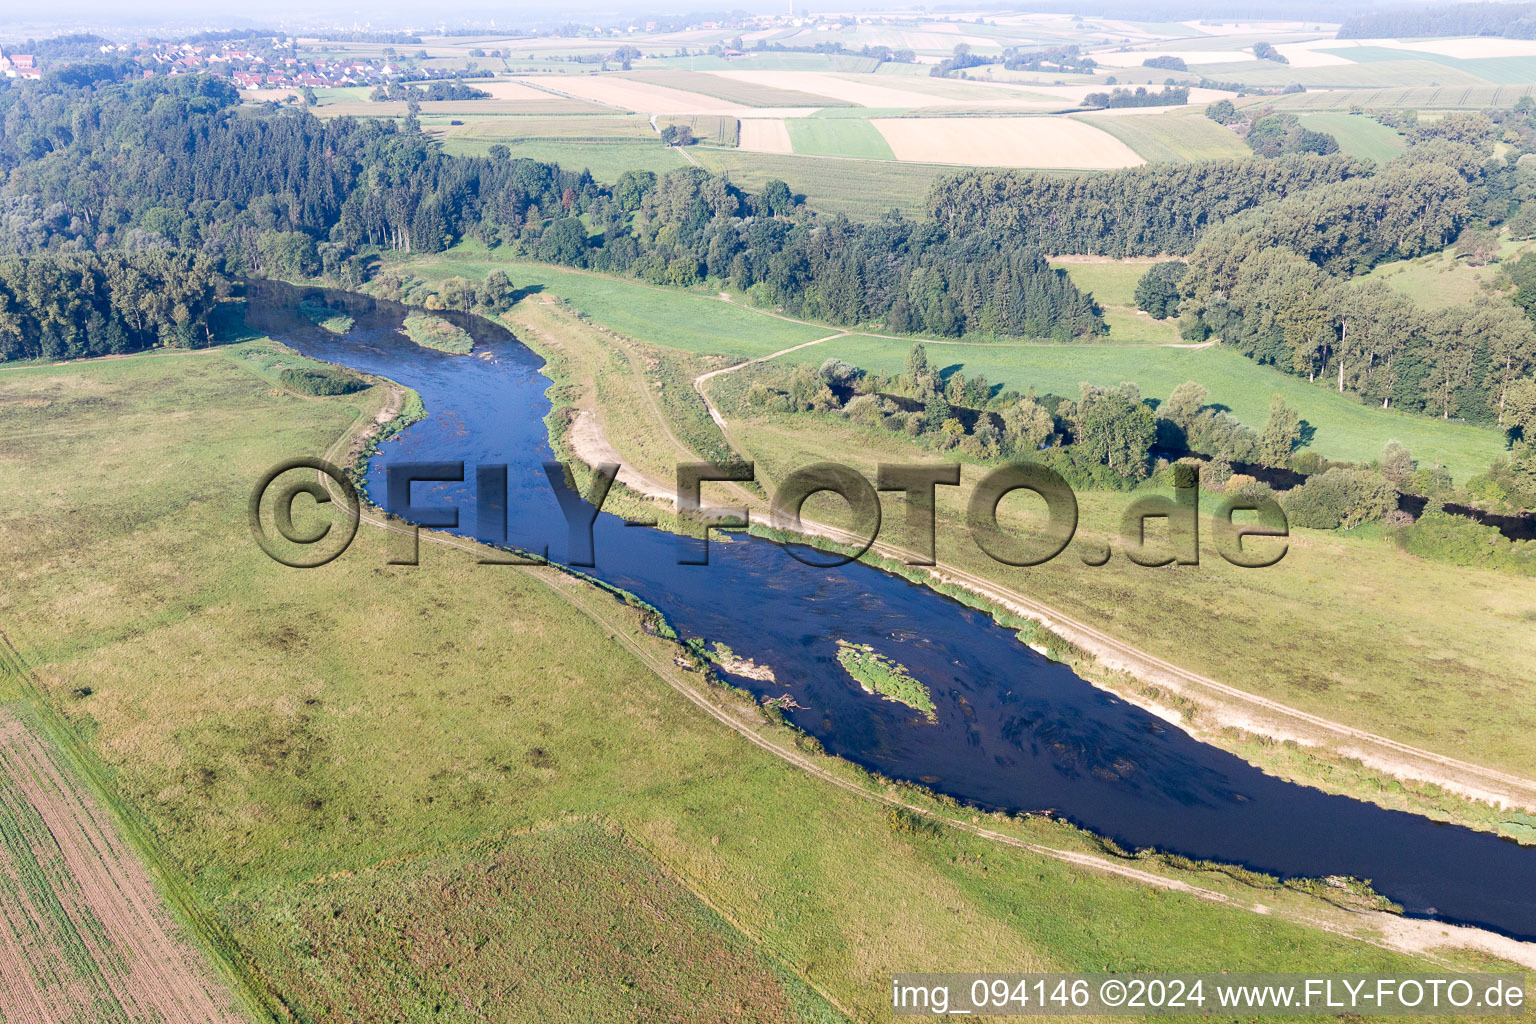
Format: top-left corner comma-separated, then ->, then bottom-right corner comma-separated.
2,341 -> 1509,1020
417,248 -> 1508,483
394,254 -> 1536,828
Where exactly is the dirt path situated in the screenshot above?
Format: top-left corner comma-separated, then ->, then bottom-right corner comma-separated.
535,315 -> 1536,814
692,331 -> 848,429
315,393 -> 1536,970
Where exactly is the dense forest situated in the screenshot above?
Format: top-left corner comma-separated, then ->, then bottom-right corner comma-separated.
1337,1 -> 1536,40
1174,114 -> 1532,431
0,249 -> 222,360
0,73 -> 1101,344
926,155 -> 1367,255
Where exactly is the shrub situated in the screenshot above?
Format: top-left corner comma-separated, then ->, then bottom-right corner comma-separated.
1393,511 -> 1536,576
1134,261 -> 1188,319
1281,468 -> 1395,529
279,366 -> 367,396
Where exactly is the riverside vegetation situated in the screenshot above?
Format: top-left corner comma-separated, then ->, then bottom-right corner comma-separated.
4,338 -> 1512,1021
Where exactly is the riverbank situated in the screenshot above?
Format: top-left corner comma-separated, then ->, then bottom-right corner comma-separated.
513,293 -> 1536,846
287,307 -> 1535,971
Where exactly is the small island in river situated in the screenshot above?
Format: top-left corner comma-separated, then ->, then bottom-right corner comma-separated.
401,312 -> 473,354
834,640 -> 936,722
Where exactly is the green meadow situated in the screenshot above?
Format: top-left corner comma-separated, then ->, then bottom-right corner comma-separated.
409,253 -> 1507,482
787,118 -> 897,160
1296,112 -> 1408,164
0,340 -> 1490,1023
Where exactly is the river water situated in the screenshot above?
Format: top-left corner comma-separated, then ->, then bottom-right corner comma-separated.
247,281 -> 1536,941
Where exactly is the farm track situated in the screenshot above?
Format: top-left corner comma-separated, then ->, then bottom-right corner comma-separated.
313,381 -> 1536,971
497,276 -> 1536,815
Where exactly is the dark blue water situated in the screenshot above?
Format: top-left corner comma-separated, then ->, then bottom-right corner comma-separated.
250,282 -> 1536,941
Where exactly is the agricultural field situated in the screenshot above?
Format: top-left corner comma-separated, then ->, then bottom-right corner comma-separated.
623,69 -> 853,107
472,266 -> 1536,832
0,708 -> 243,1023
438,138 -> 690,179
409,249 -> 1508,483
786,118 -> 895,159
1262,83 -> 1536,111
738,118 -> 794,154
1295,112 -> 1407,164
658,114 -> 741,146
442,114 -> 657,141
1072,109 -> 1250,163
0,343 -> 1478,1022
803,335 -> 1505,481
870,116 -> 1144,168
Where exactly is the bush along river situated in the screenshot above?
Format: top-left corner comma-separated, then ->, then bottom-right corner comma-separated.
247,281 -> 1536,941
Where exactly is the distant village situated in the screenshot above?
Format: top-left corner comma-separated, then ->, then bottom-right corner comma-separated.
0,10 -> 957,89
0,37 -> 423,91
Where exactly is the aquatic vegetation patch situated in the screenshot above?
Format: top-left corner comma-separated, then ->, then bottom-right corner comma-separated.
401,313 -> 473,354
835,639 -> 935,721
297,300 -> 354,335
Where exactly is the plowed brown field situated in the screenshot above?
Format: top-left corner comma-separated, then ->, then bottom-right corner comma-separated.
0,711 -> 241,1024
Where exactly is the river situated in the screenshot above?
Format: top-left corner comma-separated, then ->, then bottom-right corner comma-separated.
247,280 -> 1536,942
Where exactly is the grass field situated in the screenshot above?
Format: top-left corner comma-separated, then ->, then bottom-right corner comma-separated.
1048,257 -> 1185,343
1360,240 -> 1534,311
496,272 -> 1536,841
871,117 -> 1143,169
1260,83 -> 1536,111
0,343 -> 1485,1021
687,149 -> 945,218
1200,58 -> 1491,89
438,138 -> 690,179
228,822 -> 837,1023
447,114 -> 658,141
1295,112 -> 1407,164
624,69 -> 852,107
1072,110 -> 1250,163
1316,46 -> 1536,86
708,374 -> 1536,786
786,118 -> 896,159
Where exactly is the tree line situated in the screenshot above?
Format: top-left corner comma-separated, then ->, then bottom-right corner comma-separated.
0,72 -> 1104,343
926,154 -> 1367,256
0,249 -> 223,360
